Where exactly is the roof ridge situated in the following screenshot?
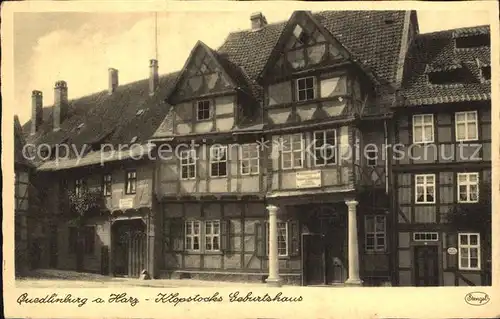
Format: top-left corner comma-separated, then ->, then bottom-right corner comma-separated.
418,24 -> 490,37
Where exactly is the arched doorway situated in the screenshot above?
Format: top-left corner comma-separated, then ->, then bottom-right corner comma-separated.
111,218 -> 146,278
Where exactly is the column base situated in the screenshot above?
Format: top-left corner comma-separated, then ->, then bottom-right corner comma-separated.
344,278 -> 363,286
266,277 -> 283,287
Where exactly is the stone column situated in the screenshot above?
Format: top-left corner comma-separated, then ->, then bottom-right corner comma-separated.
345,200 -> 362,285
266,204 -> 282,287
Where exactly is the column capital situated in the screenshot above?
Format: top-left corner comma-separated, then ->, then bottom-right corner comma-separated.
345,200 -> 359,207
266,204 -> 279,214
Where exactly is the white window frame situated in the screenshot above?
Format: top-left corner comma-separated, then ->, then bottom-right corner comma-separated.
313,129 -> 337,166
455,111 -> 478,142
75,178 -> 84,197
196,100 -> 211,121
412,114 -> 434,144
281,133 -> 304,170
413,232 -> 439,242
415,174 -> 436,204
296,76 -> 316,102
210,145 -> 228,177
266,221 -> 289,257
204,220 -> 221,252
364,215 -> 386,252
102,174 -> 112,196
240,143 -> 260,175
185,220 -> 201,251
125,170 -> 137,194
457,172 -> 479,203
180,149 -> 197,180
366,149 -> 378,167
458,233 -> 481,271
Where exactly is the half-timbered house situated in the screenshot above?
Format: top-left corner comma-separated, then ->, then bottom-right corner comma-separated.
393,25 -> 491,286
17,10 -> 491,287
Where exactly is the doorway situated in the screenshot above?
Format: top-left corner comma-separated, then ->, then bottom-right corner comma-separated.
302,233 -> 325,285
112,219 -> 146,278
414,246 -> 439,286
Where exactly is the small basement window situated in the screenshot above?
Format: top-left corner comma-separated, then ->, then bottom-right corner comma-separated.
481,66 -> 491,81
428,69 -> 466,85
455,34 -> 490,49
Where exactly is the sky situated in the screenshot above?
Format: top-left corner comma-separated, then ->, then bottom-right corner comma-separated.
13,9 -> 491,125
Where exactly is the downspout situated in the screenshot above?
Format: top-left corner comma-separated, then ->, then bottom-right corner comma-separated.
384,119 -> 389,195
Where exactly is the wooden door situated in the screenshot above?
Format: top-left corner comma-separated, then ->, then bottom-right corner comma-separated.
302,233 -> 325,286
414,246 -> 439,286
127,231 -> 146,278
322,216 -> 347,284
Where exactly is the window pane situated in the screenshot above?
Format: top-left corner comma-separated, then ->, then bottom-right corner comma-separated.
460,248 -> 469,257
456,123 -> 466,140
470,258 -> 478,268
365,217 -> 374,232
467,123 -> 477,139
414,127 -> 423,142
470,235 -> 478,245
456,113 -> 466,122
424,127 -> 433,141
460,235 -> 468,245
193,237 -> 199,250
213,237 -> 219,250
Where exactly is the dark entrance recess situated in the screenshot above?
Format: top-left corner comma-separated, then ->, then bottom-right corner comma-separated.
302,233 -> 325,285
49,225 -> 58,268
414,246 -> 439,286
300,204 -> 348,286
112,219 -> 146,278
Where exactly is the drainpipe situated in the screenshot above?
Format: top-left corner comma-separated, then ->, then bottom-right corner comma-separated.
384,119 -> 389,195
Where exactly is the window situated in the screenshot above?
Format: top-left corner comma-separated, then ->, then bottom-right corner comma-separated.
296,77 -> 315,101
266,222 -> 288,257
205,220 -> 221,252
458,233 -> 481,270
83,226 -> 95,255
413,232 -> 439,241
197,100 -> 211,121
102,174 -> 112,197
125,170 -> 137,194
180,149 -> 196,180
75,179 -> 85,197
185,220 -> 201,251
240,144 -> 259,175
281,134 -> 304,169
455,111 -> 478,141
457,172 -> 479,203
455,35 -> 490,49
415,174 -> 436,204
413,114 -> 434,143
365,215 -> 386,252
366,149 -> 378,167
210,145 -> 227,177
313,130 -> 337,166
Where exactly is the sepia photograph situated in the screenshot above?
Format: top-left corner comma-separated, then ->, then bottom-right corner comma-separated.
3,1 -> 499,318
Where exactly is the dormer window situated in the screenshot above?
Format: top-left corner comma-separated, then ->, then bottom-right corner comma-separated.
427,69 -> 466,85
197,100 -> 211,121
481,66 -> 491,81
455,34 -> 490,49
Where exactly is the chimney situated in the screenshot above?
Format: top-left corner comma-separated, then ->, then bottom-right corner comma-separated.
30,90 -> 43,135
149,59 -> 159,96
251,12 -> 267,31
53,81 -> 68,132
108,68 -> 119,94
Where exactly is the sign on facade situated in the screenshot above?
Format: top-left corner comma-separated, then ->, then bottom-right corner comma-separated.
447,247 -> 458,255
119,198 -> 134,209
296,170 -> 322,188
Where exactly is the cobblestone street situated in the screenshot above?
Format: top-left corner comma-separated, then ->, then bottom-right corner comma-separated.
16,269 -> 265,288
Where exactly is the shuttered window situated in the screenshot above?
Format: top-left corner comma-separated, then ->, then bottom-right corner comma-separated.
256,220 -> 300,258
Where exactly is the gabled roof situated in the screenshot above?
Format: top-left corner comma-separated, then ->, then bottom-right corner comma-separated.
22,73 -> 179,154
15,116 -> 33,168
399,25 -> 491,107
167,41 -> 250,103
218,11 -> 408,89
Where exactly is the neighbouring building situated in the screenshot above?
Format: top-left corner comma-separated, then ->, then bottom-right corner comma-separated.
393,26 -> 492,286
18,10 -> 491,286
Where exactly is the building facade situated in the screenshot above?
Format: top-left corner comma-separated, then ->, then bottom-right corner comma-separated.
18,11 -> 491,286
